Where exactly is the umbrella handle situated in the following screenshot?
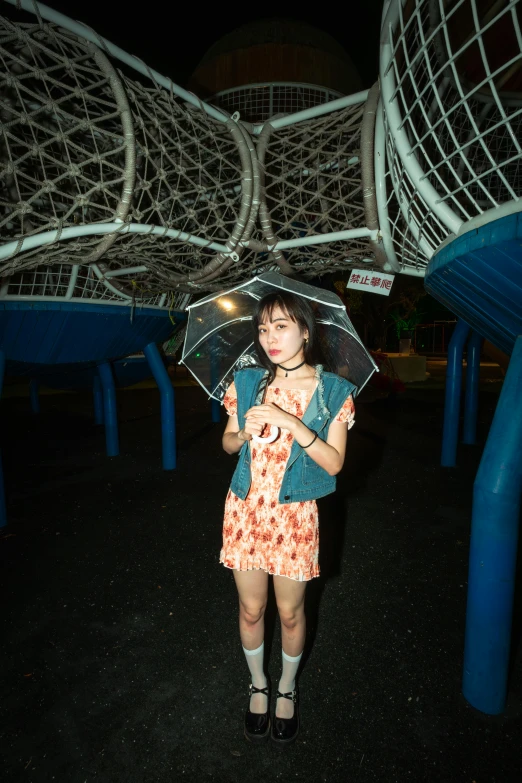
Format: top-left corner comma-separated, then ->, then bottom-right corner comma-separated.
251,425 -> 279,444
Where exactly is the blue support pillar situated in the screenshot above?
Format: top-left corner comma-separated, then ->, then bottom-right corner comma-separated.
144,342 -> 176,470
93,375 -> 104,426
441,319 -> 470,466
463,331 -> 483,445
29,380 -> 40,414
463,336 -> 522,715
98,362 -> 119,457
0,350 -> 6,528
211,398 -> 221,423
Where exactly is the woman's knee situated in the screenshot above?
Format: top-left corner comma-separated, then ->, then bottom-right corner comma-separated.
277,603 -> 304,630
239,599 -> 266,626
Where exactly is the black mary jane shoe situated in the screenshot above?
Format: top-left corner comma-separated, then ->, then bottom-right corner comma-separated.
271,688 -> 299,747
244,681 -> 271,743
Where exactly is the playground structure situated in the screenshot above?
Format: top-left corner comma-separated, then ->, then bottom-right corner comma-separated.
0,0 -> 521,717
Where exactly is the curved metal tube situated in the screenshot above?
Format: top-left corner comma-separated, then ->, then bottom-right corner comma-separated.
81,42 -> 136,263
256,123 -> 293,275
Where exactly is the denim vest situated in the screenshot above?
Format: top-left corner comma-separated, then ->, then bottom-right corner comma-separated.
229,365 -> 356,504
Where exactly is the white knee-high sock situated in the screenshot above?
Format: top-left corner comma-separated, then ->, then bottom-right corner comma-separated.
243,642 -> 268,714
276,649 -> 302,718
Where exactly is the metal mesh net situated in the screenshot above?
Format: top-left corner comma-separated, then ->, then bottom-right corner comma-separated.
211,83 -> 342,124
255,103 -> 373,274
2,0 -> 522,296
381,0 -> 522,234
0,13 -> 249,288
0,5 -> 381,294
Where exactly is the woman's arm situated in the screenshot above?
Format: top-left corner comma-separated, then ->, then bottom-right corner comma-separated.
288,416 -> 348,476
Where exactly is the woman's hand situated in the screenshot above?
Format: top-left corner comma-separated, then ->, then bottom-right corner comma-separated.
241,416 -> 263,439
244,403 -> 298,434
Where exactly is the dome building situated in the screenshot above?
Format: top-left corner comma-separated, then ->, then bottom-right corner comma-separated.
189,19 -> 362,123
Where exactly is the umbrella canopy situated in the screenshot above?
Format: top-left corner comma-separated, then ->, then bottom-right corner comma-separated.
181,272 -> 378,401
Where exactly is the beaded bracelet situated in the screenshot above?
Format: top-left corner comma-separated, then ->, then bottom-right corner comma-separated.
302,430 -> 318,449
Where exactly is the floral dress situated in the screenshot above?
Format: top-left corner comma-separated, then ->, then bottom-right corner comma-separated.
220,383 -> 355,581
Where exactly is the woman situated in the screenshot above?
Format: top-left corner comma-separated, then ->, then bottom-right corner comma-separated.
221,290 -> 356,746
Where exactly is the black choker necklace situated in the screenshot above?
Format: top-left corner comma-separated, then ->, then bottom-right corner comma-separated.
277,359 -> 306,378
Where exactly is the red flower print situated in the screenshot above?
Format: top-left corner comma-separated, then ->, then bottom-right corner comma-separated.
219,387 -> 321,582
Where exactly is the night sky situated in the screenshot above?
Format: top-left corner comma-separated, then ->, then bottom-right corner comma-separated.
44,0 -> 385,89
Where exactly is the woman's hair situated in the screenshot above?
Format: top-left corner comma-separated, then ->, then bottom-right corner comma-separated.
252,290 -> 320,383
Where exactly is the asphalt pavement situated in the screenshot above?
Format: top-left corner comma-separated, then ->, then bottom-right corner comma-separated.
1,375 -> 520,782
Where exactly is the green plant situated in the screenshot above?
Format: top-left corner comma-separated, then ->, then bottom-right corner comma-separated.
390,310 -> 424,338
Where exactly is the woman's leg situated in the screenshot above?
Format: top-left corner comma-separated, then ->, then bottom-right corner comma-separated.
273,575 -> 307,718
233,569 -> 269,713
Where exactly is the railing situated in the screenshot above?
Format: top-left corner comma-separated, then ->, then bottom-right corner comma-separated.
211,82 -> 343,124
0,263 -> 191,311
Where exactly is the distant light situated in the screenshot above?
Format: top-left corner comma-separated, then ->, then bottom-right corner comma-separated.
196,353 -> 201,357
220,298 -> 234,311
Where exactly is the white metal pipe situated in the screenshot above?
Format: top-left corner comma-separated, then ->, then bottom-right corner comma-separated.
4,0 -> 229,125
103,265 -> 148,278
253,90 -> 370,134
0,276 -> 11,296
90,264 -> 133,300
0,294 -> 168,308
256,227 -> 378,252
455,200 -> 521,235
0,222 -> 230,262
65,264 -> 79,299
373,101 -> 401,272
214,81 -> 343,100
396,266 -> 427,278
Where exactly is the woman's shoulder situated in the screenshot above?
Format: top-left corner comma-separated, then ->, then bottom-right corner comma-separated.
321,369 -> 357,394
233,366 -> 267,383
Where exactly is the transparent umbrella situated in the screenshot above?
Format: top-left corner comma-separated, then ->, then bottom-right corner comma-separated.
180,271 -> 378,402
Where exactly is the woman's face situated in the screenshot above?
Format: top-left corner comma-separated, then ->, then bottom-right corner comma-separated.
257,305 -> 308,366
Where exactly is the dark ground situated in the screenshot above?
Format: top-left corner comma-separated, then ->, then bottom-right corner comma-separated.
1,373 -> 521,783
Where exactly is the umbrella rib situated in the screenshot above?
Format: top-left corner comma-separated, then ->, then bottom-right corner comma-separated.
181,316 -> 253,359
178,359 -> 222,401
210,340 -> 257,400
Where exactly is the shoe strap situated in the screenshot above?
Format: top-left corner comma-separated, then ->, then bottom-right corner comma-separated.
249,683 -> 269,696
276,689 -> 297,703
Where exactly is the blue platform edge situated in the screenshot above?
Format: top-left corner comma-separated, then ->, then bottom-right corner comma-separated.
425,210 -> 522,356
0,300 -> 184,367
